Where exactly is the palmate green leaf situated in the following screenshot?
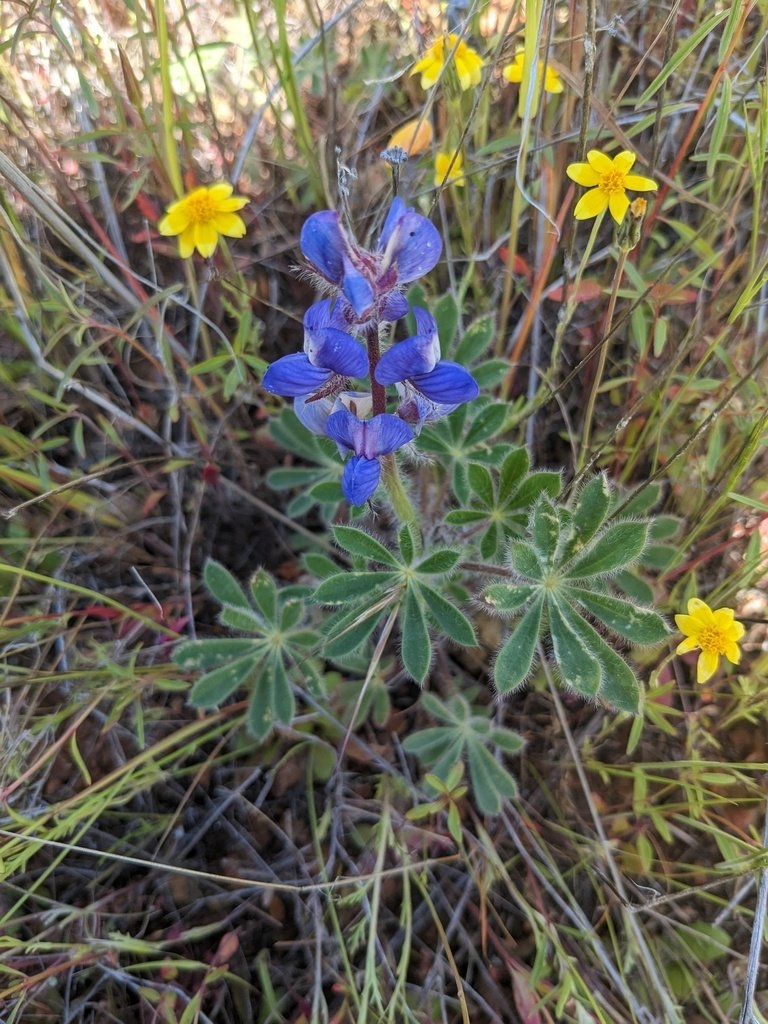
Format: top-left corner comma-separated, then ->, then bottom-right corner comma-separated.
454,313 -> 495,364
480,521 -> 502,560
247,656 -> 295,740
453,460 -> 470,505
398,523 -> 418,565
463,402 -> 509,447
308,481 -> 344,503
613,569 -> 654,605
173,637 -> 263,672
324,603 -> 386,658
313,571 -> 395,605
493,596 -> 543,694
547,594 -> 601,698
402,726 -> 462,763
489,727 -> 525,755
565,521 -> 648,579
555,600 -> 640,714
466,741 -> 518,814
650,514 -> 681,541
267,466 -> 329,491
332,525 -> 399,566
401,586 -> 431,683
279,596 -> 306,631
565,586 -> 670,644
303,552 -> 339,579
189,654 -> 261,707
444,509 -> 488,525
433,291 -> 459,352
483,583 -> 538,615
617,481 -> 663,516
498,447 -> 529,503
512,470 -> 561,510
415,549 -> 461,574
507,540 -> 543,581
250,568 -> 277,623
219,604 -> 267,632
572,473 -> 612,544
204,559 -> 251,611
531,497 -> 560,568
468,463 -> 494,506
418,582 -> 477,647
421,690 -> 464,724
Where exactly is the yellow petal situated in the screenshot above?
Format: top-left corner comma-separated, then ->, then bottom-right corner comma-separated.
216,196 -> 249,213
724,642 -> 742,665
586,150 -> 614,175
608,190 -> 630,224
502,54 -> 524,83
213,212 -> 247,238
566,162 -> 600,187
573,188 -> 607,219
676,636 -> 700,655
437,153 -> 464,186
544,65 -> 564,94
624,173 -> 658,192
675,614 -> 701,635
159,206 -> 191,235
207,182 -> 234,201
613,151 -> 637,174
193,221 -> 219,258
177,227 -> 196,259
711,606 -> 735,627
696,650 -> 719,684
686,597 -> 711,617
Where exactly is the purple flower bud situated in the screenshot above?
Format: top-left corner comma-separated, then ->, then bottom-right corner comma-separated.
340,456 -> 382,505
299,202 -> 441,326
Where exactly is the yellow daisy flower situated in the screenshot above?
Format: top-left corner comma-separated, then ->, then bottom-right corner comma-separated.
566,150 -> 657,225
435,149 -> 464,188
158,183 -> 248,259
674,597 -> 745,684
502,51 -> 563,95
412,34 -> 483,92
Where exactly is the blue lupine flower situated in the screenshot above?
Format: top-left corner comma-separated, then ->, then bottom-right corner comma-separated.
375,308 -> 479,406
262,300 -> 369,398
299,200 -> 442,323
377,198 -> 442,283
325,408 -> 414,504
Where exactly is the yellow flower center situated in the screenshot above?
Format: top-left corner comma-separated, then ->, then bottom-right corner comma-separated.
696,624 -> 729,656
187,193 -> 217,224
600,169 -> 626,194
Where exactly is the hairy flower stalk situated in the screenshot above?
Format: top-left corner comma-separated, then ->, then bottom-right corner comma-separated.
263,198 -> 479,508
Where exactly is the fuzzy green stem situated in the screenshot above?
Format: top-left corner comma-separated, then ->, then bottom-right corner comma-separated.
380,454 -> 415,523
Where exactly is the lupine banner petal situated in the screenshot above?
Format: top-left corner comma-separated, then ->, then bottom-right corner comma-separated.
300,210 -> 346,283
